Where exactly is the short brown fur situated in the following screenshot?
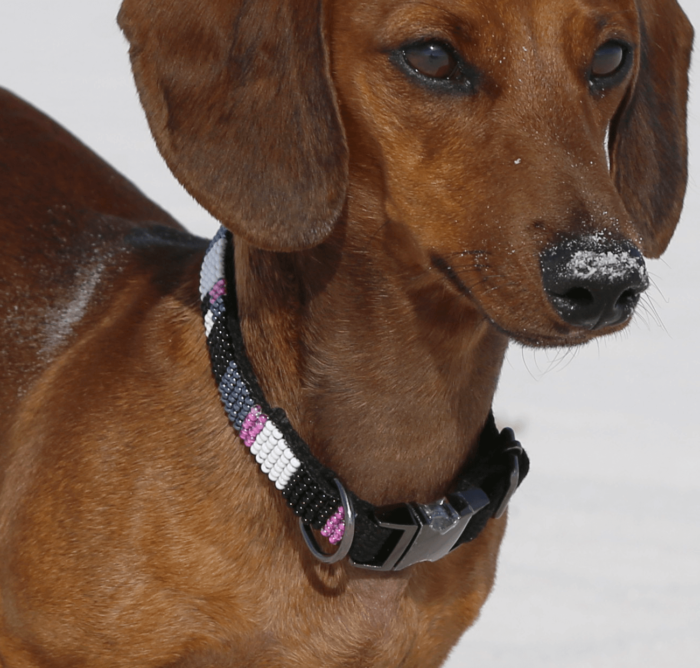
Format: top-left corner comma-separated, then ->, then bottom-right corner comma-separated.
0,0 -> 692,665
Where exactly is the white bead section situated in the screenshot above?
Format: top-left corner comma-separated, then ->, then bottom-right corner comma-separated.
250,422 -> 274,456
259,441 -> 286,473
199,236 -> 226,299
204,311 -> 215,337
274,457 -> 301,490
245,419 -> 301,490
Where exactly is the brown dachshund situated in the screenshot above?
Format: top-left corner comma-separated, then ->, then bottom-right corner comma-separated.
0,0 -> 692,665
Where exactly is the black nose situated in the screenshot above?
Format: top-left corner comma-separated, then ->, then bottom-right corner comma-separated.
540,236 -> 649,330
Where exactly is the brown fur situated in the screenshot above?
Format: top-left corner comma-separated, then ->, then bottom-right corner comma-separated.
0,0 -> 692,666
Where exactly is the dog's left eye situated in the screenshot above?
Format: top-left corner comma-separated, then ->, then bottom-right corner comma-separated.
590,41 -> 627,79
403,42 -> 459,80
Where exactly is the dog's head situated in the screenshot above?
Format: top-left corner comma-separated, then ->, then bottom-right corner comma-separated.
119,0 -> 692,347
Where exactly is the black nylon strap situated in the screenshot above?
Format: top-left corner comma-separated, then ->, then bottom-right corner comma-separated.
451,416 -> 529,547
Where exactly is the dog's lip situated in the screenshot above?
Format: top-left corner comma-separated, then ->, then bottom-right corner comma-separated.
486,302 -> 639,347
490,322 -> 592,348
430,253 -> 609,348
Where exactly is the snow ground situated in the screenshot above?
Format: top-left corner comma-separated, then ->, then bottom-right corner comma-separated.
0,2 -> 698,666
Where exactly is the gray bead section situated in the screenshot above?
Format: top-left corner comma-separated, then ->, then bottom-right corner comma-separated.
209,295 -> 226,320
234,400 -> 254,430
218,360 -> 254,431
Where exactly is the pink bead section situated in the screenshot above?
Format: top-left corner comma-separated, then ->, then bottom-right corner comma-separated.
321,506 -> 345,545
209,279 -> 226,302
240,406 -> 268,448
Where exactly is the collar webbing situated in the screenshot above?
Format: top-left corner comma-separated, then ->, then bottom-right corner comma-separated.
200,227 -> 529,570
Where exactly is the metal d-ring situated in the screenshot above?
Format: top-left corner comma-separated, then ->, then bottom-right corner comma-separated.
299,478 -> 355,564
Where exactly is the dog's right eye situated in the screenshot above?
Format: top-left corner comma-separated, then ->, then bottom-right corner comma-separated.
588,40 -> 632,93
402,42 -> 459,80
591,42 -> 626,78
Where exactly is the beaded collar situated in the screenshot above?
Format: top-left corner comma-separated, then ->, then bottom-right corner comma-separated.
200,227 -> 529,571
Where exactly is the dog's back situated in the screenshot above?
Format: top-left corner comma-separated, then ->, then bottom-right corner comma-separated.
0,89 -> 196,421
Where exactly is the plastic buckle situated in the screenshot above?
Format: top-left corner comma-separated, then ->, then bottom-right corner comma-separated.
351,487 -> 489,571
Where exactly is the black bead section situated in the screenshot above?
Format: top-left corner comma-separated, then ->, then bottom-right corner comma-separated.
280,469 -> 338,530
207,318 -> 234,384
280,470 -> 305,504
312,503 -> 335,531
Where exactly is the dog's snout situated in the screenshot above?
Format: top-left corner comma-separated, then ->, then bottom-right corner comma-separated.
540,236 -> 649,330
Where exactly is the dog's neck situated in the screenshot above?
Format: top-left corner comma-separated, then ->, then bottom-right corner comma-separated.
233,209 -> 508,507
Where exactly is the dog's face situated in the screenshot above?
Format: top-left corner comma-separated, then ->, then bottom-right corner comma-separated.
327,0 -> 690,346
119,0 -> 692,347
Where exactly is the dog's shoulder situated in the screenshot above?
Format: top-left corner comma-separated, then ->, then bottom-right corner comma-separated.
0,88 -> 206,413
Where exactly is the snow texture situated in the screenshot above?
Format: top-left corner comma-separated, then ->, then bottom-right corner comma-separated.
0,2 -> 698,666
561,233 -> 648,283
569,248 -> 642,281
40,260 -> 106,359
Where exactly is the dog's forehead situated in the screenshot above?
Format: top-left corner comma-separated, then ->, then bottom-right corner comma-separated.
332,0 -> 640,51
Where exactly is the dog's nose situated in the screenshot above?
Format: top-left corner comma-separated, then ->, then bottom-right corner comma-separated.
540,235 -> 649,330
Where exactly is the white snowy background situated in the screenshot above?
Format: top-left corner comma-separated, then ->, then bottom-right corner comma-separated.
0,2 -> 697,666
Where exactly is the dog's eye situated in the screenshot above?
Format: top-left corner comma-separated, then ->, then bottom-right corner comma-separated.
403,42 -> 459,79
590,41 -> 626,78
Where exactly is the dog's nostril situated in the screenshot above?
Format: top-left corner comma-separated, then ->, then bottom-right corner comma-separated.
560,286 -> 594,307
540,235 -> 648,331
616,288 -> 640,312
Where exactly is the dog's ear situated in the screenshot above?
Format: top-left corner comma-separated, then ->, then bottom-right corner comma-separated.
609,0 -> 693,258
118,0 -> 347,251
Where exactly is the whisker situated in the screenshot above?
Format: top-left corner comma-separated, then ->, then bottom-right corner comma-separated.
635,292 -> 666,333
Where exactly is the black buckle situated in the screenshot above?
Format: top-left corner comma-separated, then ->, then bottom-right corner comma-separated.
351,488 -> 489,571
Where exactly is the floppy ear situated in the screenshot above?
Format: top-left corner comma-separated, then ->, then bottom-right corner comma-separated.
118,0 -> 348,251
610,0 -> 693,257
609,0 -> 693,258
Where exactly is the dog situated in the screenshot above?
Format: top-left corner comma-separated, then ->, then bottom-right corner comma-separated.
0,0 -> 692,665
